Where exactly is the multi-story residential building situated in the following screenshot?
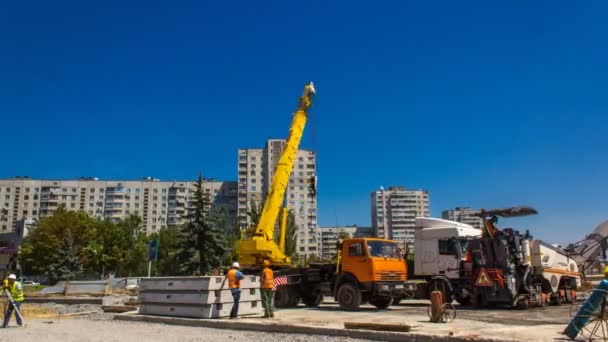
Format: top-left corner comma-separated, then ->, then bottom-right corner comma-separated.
237,139 -> 320,258
441,207 -> 483,230
319,225 -> 375,260
371,186 -> 430,248
0,176 -> 237,235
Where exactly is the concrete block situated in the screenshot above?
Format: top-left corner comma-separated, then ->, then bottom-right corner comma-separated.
140,276 -> 260,291
139,288 -> 261,305
139,300 -> 263,318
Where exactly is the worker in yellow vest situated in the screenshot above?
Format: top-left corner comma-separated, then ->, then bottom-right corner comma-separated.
261,260 -> 274,318
2,274 -> 24,328
227,262 -> 244,319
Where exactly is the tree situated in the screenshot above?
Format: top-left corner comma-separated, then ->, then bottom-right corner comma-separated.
20,206 -> 95,278
243,199 -> 262,239
46,228 -> 82,283
152,228 -> 180,276
338,232 -> 351,240
284,209 -> 298,260
176,173 -> 227,275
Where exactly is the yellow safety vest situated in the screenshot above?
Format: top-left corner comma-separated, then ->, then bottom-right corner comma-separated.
9,281 -> 24,302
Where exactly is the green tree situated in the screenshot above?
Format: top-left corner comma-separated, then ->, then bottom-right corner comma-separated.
151,228 -> 180,276
20,206 -> 95,278
285,209 -> 298,259
243,199 -> 262,239
176,173 -> 227,275
46,228 -> 82,282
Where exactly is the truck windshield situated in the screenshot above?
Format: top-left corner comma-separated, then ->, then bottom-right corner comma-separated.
366,241 -> 401,259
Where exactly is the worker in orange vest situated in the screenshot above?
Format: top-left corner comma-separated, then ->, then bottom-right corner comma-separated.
261,260 -> 274,318
227,262 -> 244,319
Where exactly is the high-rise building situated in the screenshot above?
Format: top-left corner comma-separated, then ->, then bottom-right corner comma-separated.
441,207 -> 483,230
319,225 -> 375,260
0,177 -> 237,235
371,186 -> 430,248
237,139 -> 320,258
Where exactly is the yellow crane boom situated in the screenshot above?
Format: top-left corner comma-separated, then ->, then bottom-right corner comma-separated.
235,82 -> 316,266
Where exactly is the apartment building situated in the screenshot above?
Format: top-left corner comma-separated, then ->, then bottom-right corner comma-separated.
0,176 -> 237,235
319,225 -> 374,260
441,206 -> 483,230
237,139 -> 320,258
371,186 -> 430,248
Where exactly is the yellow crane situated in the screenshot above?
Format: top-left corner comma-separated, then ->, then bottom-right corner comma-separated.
235,82 -> 316,266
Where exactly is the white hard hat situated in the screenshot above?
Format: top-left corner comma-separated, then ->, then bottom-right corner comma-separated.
8,274 -> 16,280
232,262 -> 240,268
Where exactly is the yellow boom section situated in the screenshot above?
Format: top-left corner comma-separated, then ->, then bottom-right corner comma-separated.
235,82 -> 315,266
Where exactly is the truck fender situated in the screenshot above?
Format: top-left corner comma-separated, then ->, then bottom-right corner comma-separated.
429,276 -> 453,293
333,273 -> 359,297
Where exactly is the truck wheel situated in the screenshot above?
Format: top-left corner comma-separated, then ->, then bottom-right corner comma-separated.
455,296 -> 471,306
302,292 -> 324,307
337,283 -> 362,311
370,296 -> 393,309
274,286 -> 290,308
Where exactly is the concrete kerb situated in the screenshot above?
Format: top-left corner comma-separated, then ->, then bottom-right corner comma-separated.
114,313 -> 516,342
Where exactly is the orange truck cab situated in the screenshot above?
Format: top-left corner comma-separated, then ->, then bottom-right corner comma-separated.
332,238 -> 406,310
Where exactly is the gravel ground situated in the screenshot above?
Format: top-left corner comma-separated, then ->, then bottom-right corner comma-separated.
0,318 -> 373,342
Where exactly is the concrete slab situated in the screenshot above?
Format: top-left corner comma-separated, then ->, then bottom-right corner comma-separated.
140,276 -> 260,291
139,300 -> 263,319
139,288 -> 261,304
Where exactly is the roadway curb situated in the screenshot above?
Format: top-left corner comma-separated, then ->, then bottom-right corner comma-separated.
114,313 -> 514,342
25,297 -> 103,305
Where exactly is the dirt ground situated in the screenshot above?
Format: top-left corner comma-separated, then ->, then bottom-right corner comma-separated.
0,300 -> 589,342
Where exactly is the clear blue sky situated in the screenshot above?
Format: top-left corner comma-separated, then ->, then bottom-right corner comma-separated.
1,1 -> 607,244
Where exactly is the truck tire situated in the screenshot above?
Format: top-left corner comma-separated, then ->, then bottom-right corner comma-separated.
370,296 -> 393,309
302,292 -> 324,307
392,298 -> 402,305
337,283 -> 362,311
274,286 -> 290,308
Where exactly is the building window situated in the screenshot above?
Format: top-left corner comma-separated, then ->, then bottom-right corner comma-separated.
153,196 -> 158,201
72,188 -> 77,193
62,196 -> 67,200
153,204 -> 158,208
5,188 -> 10,192
89,196 -> 94,201
153,189 -> 158,194
251,186 -> 256,191
135,203 -> 140,209
135,189 -> 140,194
32,210 -> 37,215
25,188 -> 30,193
22,210 -> 27,215
162,203 -> 166,208
99,188 -> 105,193
71,196 -> 77,200
24,195 -> 29,200
35,188 -> 39,193
62,188 -> 67,192
70,203 -> 75,208
99,196 -> 104,200
89,203 -> 94,208
135,196 -> 140,200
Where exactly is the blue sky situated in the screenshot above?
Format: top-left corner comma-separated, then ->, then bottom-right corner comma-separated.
1,1 -> 607,244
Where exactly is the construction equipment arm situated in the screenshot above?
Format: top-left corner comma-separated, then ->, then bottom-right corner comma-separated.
254,83 -> 315,242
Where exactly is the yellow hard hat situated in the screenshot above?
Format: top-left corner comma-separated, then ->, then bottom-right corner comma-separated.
263,260 -> 271,266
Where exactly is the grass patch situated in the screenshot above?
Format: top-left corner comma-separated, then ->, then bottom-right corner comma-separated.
23,285 -> 48,293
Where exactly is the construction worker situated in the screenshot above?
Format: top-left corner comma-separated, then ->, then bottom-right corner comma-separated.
604,264 -> 608,279
227,262 -> 244,319
2,274 -> 23,328
261,260 -> 274,318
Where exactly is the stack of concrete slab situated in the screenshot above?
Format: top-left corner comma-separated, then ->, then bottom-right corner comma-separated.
138,276 -> 263,319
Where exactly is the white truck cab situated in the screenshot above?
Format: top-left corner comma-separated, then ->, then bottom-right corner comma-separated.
414,218 -> 481,279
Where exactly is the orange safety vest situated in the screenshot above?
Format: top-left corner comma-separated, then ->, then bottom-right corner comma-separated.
262,267 -> 274,289
227,269 -> 240,289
